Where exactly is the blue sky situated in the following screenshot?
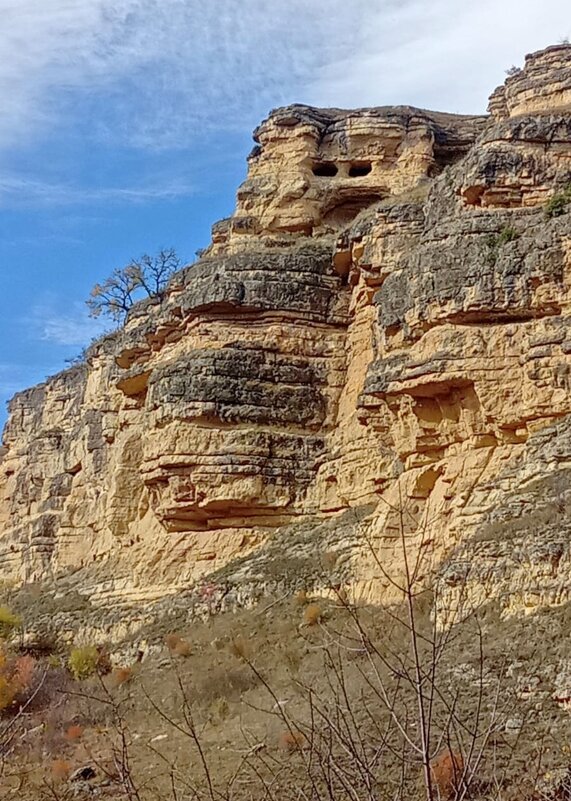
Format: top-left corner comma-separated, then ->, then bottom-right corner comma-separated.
1,0 -> 569,431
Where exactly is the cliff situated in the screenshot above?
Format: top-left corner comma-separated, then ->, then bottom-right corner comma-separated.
3,44 -> 571,642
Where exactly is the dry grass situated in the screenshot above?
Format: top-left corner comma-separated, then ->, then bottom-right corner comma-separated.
3,594 -> 571,801
50,759 -> 71,782
0,606 -> 21,638
294,589 -> 308,606
164,633 -> 182,651
68,645 -> 99,680
0,652 -> 37,711
63,724 -> 83,742
165,633 -> 192,657
430,749 -> 464,799
302,603 -> 323,626
110,666 -> 134,687
173,639 -> 191,657
278,729 -> 307,752
209,697 -> 230,723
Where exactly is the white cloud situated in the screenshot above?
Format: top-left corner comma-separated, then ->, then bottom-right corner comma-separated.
26,299 -> 108,346
309,0 -> 571,114
0,0 -> 368,150
0,0 -> 568,157
0,174 -> 195,207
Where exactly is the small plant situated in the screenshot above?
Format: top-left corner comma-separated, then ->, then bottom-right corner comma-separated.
279,729 -> 307,752
505,65 -> 522,77
209,697 -> 230,723
64,724 -> 83,742
294,589 -> 308,606
484,226 -> 519,265
0,651 -> 37,711
0,606 -> 22,639
68,645 -> 99,681
64,348 -> 89,367
51,759 -> 72,782
110,666 -> 134,687
174,639 -> 191,657
0,674 -> 17,711
430,749 -> 464,799
282,643 -> 302,674
165,633 -> 191,657
545,185 -> 571,218
303,603 -> 323,626
165,632 -> 182,651
95,646 -> 112,676
497,226 -> 519,245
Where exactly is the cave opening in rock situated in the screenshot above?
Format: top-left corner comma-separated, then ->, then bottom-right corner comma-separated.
349,161 -> 373,177
312,162 -> 338,177
323,192 -> 386,228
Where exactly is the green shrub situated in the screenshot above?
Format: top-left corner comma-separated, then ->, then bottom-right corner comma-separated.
0,607 -> 22,639
545,186 -> 571,218
68,646 -> 99,681
484,226 -> 520,265
497,226 -> 519,245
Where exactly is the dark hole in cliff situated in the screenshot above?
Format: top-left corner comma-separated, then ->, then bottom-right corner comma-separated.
334,249 -> 352,282
349,161 -> 372,177
312,162 -> 338,177
385,323 -> 401,338
462,185 -> 485,206
323,193 -> 386,228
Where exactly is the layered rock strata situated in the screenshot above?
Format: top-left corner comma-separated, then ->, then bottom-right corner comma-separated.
3,45 -> 571,625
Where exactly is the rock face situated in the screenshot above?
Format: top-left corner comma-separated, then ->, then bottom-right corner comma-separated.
3,44 -> 571,625
209,105 -> 485,252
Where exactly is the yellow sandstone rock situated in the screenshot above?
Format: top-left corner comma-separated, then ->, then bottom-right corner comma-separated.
3,44 -> 571,629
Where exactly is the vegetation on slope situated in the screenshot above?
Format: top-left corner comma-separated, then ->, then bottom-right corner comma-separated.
2,584 -> 571,801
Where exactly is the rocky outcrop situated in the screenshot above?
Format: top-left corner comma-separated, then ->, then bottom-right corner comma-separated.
489,44 -> 571,120
208,105 -> 485,253
3,44 -> 571,629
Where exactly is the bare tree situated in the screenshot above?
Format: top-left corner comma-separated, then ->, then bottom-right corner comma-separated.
87,248 -> 181,322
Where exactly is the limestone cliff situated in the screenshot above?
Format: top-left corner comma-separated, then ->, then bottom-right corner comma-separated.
3,44 -> 571,638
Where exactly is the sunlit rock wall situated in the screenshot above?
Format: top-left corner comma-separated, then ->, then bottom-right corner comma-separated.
3,44 -> 571,622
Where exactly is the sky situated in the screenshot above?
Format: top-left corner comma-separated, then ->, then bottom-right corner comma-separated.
0,0 -> 570,431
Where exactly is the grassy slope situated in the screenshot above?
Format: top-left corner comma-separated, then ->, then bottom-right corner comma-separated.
2,591 -> 571,800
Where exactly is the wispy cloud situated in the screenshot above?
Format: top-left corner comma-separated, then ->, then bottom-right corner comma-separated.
0,0 -> 367,151
0,174 -> 195,207
26,298 -> 108,347
0,0 -> 569,184
2,0 -> 571,156
309,0 -> 571,114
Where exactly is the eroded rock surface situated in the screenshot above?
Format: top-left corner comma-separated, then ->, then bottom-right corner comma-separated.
3,45 -> 571,627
